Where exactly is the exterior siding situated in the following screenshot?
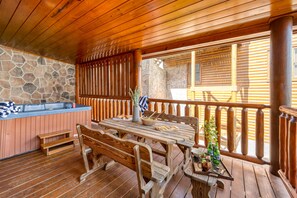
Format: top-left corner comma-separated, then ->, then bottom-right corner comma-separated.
160,36 -> 297,145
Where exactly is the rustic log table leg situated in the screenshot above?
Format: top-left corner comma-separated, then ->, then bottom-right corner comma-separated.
191,178 -> 212,198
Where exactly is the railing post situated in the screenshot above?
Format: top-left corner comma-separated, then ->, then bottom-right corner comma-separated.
125,100 -> 130,116
279,112 -> 288,173
185,104 -> 190,116
108,99 -> 112,118
256,108 -> 264,159
204,105 -> 210,146
154,102 -> 159,113
162,102 -> 166,113
113,99 -> 117,117
177,103 -> 181,116
227,107 -> 235,152
215,106 -> 221,148
204,105 -> 210,122
169,103 -> 173,115
149,101 -> 153,111
99,99 -> 103,121
121,100 -> 125,116
106,99 -> 110,118
288,116 -> 297,188
92,98 -> 96,121
194,105 -> 199,118
241,108 -> 248,155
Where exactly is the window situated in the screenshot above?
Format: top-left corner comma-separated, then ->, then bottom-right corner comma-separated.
187,63 -> 201,86
195,64 -> 201,85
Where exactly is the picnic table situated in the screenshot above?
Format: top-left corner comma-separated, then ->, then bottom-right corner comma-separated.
99,118 -> 195,178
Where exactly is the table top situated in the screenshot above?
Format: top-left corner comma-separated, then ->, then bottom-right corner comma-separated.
184,154 -> 233,184
99,118 -> 195,145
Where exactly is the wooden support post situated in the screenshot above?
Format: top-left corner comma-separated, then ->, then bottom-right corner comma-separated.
231,44 -> 237,103
190,51 -> 196,115
270,16 -> 293,175
75,64 -> 80,103
191,51 -> 195,89
134,49 -> 142,93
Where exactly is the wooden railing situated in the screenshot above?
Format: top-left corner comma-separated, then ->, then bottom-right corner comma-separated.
148,98 -> 270,164
78,97 -> 132,122
279,106 -> 297,197
79,95 -> 270,164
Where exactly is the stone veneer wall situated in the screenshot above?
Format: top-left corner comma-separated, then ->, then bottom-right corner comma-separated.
163,63 -> 187,99
141,59 -> 166,98
0,45 -> 75,104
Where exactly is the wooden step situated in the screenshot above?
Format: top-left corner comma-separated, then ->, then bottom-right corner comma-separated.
38,130 -> 72,139
47,144 -> 75,156
41,137 -> 75,149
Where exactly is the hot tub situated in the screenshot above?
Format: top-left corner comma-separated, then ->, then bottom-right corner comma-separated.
0,102 -> 91,159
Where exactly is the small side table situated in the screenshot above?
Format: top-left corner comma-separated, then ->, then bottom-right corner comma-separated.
184,164 -> 218,198
184,154 -> 233,198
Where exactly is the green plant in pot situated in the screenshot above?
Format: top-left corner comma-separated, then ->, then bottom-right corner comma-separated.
204,116 -> 220,167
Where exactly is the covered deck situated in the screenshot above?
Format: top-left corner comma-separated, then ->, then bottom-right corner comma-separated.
1,0 -> 297,197
0,137 -> 289,198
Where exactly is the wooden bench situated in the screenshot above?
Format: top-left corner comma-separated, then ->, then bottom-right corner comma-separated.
38,130 -> 75,155
143,111 -> 197,168
76,124 -> 170,198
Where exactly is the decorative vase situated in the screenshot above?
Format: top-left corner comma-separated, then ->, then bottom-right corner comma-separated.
132,105 -> 140,122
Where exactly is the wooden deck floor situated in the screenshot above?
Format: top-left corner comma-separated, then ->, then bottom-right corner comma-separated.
0,143 -> 290,198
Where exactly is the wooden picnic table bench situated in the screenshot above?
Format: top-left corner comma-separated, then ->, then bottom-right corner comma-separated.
76,124 -> 170,198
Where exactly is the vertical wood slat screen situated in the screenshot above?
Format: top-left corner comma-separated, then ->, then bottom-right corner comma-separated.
78,53 -> 134,98
77,52 -> 135,122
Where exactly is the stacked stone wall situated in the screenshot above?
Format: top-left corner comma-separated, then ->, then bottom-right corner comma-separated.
0,45 -> 75,104
141,59 -> 166,99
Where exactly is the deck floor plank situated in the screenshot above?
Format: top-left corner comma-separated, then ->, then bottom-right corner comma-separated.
169,175 -> 191,198
80,167 -> 133,198
9,162 -> 83,198
0,149 -> 78,181
0,151 -> 41,169
0,142 -> 289,198
0,151 -> 81,193
265,168 -> 290,198
254,165 -> 276,198
231,159 -> 245,198
106,173 -> 137,198
0,158 -> 81,197
243,162 -> 261,197
215,156 -> 233,198
45,165 -> 124,198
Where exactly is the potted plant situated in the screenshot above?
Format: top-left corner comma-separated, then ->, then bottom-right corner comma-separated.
204,116 -> 220,166
129,86 -> 140,122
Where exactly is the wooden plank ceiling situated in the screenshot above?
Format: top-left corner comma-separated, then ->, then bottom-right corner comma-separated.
0,0 -> 297,64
